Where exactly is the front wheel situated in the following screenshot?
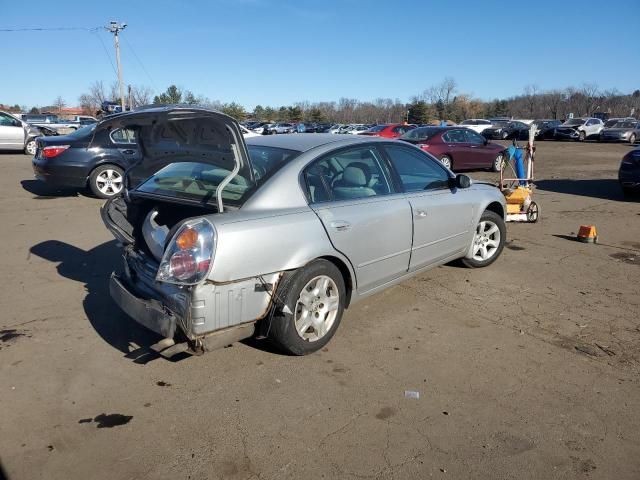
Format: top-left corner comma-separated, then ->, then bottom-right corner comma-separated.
630,133 -> 637,144
462,210 -> 506,268
501,131 -> 509,140
269,259 -> 346,355
578,131 -> 586,142
88,164 -> 124,198
24,138 -> 37,156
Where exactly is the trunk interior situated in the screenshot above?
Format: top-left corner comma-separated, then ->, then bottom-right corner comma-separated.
103,195 -> 218,261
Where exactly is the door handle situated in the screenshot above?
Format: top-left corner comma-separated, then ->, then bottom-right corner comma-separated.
414,210 -> 427,218
330,220 -> 351,231
121,149 -> 135,155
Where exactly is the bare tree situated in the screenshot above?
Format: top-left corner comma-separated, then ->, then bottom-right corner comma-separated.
53,96 -> 66,114
130,85 -> 153,107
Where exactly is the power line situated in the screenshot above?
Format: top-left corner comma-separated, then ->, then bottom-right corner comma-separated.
123,35 -> 156,90
0,26 -> 101,32
91,30 -> 119,79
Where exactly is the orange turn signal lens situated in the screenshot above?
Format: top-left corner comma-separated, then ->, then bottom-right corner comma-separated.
175,227 -> 198,250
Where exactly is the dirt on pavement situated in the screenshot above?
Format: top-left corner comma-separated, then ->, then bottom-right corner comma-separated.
0,140 -> 639,479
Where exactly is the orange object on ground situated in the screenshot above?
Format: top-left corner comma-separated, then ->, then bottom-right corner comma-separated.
577,225 -> 598,243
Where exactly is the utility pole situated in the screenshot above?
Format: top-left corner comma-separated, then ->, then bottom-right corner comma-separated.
106,20 -> 127,111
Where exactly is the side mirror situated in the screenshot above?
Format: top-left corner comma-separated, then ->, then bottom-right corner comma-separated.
455,174 -> 472,189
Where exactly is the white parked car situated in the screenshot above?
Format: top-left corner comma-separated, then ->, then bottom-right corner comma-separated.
329,124 -> 345,134
554,118 -> 604,141
459,119 -> 493,134
240,125 -> 260,138
346,125 -> 369,135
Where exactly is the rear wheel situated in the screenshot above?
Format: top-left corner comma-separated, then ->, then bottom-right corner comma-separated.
462,210 -> 506,268
24,139 -> 37,156
439,155 -> 452,170
526,202 -> 540,222
89,164 -> 124,199
269,259 -> 346,355
492,153 -> 504,172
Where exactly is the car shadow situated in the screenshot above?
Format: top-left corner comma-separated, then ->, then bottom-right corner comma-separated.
29,239 -> 183,364
20,179 -> 84,199
536,178 -> 637,202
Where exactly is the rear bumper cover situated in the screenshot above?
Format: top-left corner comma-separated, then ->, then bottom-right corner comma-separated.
110,273 -> 177,338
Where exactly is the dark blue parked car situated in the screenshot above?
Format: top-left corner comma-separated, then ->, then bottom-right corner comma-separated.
619,148 -> 640,197
32,124 -> 139,198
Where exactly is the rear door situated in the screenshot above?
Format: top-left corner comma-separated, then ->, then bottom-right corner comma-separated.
304,144 -> 413,293
382,144 -> 474,269
0,112 -> 25,149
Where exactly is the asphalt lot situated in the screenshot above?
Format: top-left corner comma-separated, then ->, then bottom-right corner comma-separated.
1,140 -> 639,479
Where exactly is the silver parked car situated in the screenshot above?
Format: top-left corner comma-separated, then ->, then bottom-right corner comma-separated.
0,110 -> 43,155
101,106 -> 507,357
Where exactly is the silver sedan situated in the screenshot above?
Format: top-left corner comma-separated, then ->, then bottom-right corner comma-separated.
101,106 -> 507,356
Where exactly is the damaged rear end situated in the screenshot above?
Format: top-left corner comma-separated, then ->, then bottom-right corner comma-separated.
99,106 -> 279,357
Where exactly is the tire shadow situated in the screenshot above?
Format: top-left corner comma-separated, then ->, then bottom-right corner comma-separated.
29,239 -> 177,364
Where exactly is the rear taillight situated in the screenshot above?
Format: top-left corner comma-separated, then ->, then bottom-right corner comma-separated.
42,145 -> 70,158
156,219 -> 215,285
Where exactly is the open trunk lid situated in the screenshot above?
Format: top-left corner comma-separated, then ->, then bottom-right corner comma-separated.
92,105 -> 252,213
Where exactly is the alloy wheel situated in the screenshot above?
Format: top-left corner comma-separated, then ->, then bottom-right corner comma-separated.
472,220 -> 501,262
95,169 -> 123,196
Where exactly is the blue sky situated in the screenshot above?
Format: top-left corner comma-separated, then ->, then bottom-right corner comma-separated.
1,0 -> 638,109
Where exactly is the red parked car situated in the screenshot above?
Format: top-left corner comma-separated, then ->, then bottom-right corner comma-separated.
399,126 -> 507,172
359,123 -> 416,138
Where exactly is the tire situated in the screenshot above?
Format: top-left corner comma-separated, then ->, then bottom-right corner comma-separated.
269,259 -> 346,355
526,201 -> 540,223
492,153 -> 504,172
24,138 -> 37,156
439,155 -> 452,170
88,164 -> 124,199
578,131 -> 586,142
630,133 -> 637,145
461,210 -> 506,268
501,131 -> 509,140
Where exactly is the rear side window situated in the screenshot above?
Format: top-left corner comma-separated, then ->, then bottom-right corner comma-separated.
442,129 -> 466,143
111,128 -> 136,144
303,146 -> 392,203
384,145 -> 450,192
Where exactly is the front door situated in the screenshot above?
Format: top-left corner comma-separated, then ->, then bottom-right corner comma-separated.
382,143 -> 474,269
304,145 -> 413,293
0,112 -> 25,149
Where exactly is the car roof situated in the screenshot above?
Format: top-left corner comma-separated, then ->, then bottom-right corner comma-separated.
245,133 -> 385,152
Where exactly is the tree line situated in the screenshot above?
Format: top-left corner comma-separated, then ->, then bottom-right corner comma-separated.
8,78 -> 639,124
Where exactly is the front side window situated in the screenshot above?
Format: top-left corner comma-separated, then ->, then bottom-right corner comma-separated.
303,146 -> 392,203
0,113 -> 19,127
464,129 -> 485,144
384,145 -> 450,192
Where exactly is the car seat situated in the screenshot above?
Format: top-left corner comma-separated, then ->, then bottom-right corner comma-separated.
332,163 -> 377,200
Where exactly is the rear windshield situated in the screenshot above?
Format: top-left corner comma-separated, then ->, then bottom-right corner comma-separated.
400,126 -> 439,140
68,124 -> 96,139
563,119 -> 584,126
135,145 -> 299,205
368,125 -> 387,132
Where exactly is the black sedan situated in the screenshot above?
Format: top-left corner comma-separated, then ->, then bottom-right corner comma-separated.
482,121 -> 530,140
32,124 -> 139,198
533,119 -> 562,140
619,148 -> 640,197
